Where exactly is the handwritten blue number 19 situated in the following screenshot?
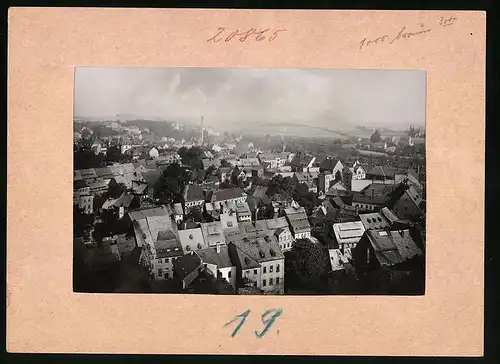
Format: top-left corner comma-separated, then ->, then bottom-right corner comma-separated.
224,308 -> 283,338
224,309 -> 250,338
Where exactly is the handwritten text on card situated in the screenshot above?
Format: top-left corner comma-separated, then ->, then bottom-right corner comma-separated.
359,16 -> 458,50
224,309 -> 283,338
207,28 -> 288,43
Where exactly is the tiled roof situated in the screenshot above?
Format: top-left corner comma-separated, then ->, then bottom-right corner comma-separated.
184,184 -> 205,202
128,206 -> 170,221
172,202 -> 184,215
178,228 -> 207,252
359,212 -> 391,230
212,187 -> 246,202
197,246 -> 233,268
364,229 -> 422,266
200,221 -> 226,247
231,235 -> 284,270
173,252 -> 202,280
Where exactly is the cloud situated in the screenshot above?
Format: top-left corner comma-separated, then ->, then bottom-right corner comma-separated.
74,67 -> 425,128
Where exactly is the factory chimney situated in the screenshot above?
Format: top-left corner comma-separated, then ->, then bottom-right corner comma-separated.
200,116 -> 204,145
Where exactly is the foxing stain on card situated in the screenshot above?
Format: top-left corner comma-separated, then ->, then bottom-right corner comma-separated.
359,16 -> 458,50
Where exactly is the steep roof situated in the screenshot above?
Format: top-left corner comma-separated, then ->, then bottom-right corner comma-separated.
128,205 -> 170,221
212,187 -> 246,202
231,235 -> 284,270
359,212 -> 391,230
153,230 -> 183,258
365,229 -> 422,267
173,252 -> 202,280
178,228 -> 207,252
197,246 -> 233,268
184,184 -> 205,202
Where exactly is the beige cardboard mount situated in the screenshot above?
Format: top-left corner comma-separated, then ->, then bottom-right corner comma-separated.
7,8 -> 485,356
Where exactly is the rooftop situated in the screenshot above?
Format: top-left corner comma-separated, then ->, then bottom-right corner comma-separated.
184,184 -> 205,202
197,246 -> 233,268
173,252 -> 202,280
213,187 -> 247,202
231,235 -> 284,270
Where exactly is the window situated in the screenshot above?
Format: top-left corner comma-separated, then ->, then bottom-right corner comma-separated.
276,264 -> 280,273
158,268 -> 163,277
276,277 -> 280,285
263,266 -> 267,273
158,259 -> 162,263
269,278 -> 273,285
165,272 -> 169,278
263,279 -> 266,287
254,269 -> 257,275
228,271 -> 231,278
270,265 -> 274,273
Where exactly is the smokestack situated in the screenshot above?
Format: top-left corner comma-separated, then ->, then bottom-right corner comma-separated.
200,116 -> 204,145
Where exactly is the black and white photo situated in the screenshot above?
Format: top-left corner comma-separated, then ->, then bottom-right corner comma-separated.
73,67 -> 426,295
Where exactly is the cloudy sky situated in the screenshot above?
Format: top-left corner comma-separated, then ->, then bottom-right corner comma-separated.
74,67 -> 426,129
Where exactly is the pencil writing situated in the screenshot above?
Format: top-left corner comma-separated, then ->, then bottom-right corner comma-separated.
359,15 -> 458,50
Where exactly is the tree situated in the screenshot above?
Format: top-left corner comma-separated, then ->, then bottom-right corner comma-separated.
370,130 -> 381,143
178,146 -> 204,169
106,145 -> 122,163
153,163 -> 190,204
285,239 -> 329,287
206,165 -> 217,176
268,175 -> 295,200
185,206 -> 204,223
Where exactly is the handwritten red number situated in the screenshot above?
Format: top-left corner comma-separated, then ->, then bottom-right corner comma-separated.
207,27 -> 225,43
269,29 -> 287,41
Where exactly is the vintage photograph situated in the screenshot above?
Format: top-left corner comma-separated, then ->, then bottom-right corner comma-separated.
73,67 -> 426,295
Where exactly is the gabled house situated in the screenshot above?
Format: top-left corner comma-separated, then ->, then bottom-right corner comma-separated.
173,251 -> 204,290
352,229 -> 423,293
211,187 -> 247,211
284,204 -> 312,240
228,235 -> 285,294
332,221 -> 366,252
183,184 -> 205,213
197,244 -> 237,287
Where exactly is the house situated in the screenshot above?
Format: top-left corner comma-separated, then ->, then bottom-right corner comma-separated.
332,221 -> 366,251
330,196 -> 358,221
328,248 -> 349,272
228,235 -> 285,294
352,229 -> 423,293
211,187 -> 247,211
173,251 -> 204,289
197,244 -> 237,287
149,147 -> 159,159
351,161 -> 367,180
389,185 -> 425,221
273,226 -> 294,252
290,152 -> 316,172
220,211 -> 240,234
239,157 -> 261,168
326,180 -> 348,196
152,230 -> 184,280
252,165 -> 265,178
172,202 -> 184,223
318,172 -> 336,193
156,152 -> 180,166
88,181 -> 109,195
78,194 -> 94,214
183,184 -> 205,212
129,205 -> 182,279
359,212 -> 392,231
284,203 -> 312,240
202,158 -> 222,170
258,153 -> 289,169
351,193 -> 389,212
360,183 -> 399,198
320,158 -> 344,177
365,166 -> 398,182
217,167 -> 232,183
235,201 -> 252,222
178,227 -> 208,253
200,221 -> 227,247
102,192 -> 140,217
293,171 -> 319,185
